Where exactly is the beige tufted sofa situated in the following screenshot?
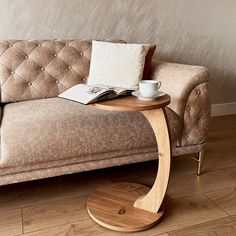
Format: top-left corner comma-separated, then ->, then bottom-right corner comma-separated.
0,39 -> 211,186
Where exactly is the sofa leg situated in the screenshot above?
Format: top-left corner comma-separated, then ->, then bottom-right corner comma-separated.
196,151 -> 204,175
190,150 -> 204,175
197,151 -> 204,175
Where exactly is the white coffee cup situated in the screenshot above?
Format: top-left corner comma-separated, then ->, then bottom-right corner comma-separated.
139,80 -> 161,97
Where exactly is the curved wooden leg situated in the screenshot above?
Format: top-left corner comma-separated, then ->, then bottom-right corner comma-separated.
134,108 -> 171,213
87,107 -> 171,231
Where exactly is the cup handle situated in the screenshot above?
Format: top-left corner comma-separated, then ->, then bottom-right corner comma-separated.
157,81 -> 161,89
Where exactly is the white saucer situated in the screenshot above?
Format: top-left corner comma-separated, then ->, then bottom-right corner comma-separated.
132,90 -> 166,101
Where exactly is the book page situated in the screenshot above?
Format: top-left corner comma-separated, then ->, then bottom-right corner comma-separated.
92,84 -> 136,95
58,84 -> 111,104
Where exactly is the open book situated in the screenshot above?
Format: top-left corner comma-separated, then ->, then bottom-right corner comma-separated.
58,84 -> 135,104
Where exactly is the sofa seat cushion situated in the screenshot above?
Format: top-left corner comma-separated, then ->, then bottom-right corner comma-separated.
0,98 -> 181,168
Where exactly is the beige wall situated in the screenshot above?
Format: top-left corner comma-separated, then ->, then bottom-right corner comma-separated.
0,0 -> 235,104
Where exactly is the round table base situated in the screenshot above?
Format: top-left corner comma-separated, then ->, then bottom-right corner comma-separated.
87,182 -> 164,232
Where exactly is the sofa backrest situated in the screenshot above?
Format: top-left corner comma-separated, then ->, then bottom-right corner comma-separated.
0,39 -> 92,103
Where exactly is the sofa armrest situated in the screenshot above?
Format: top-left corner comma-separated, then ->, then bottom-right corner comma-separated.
151,60 -> 209,116
151,60 -> 211,147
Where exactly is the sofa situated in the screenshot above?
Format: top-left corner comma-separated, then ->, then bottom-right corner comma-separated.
0,39 -> 211,186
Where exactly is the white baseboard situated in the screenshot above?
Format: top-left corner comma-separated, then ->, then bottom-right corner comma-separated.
211,102 -> 236,116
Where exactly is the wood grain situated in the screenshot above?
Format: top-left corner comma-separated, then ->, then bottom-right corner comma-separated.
0,171 -> 110,211
167,169 -> 236,199
133,194 -> 228,235
91,95 -> 170,112
21,194 -> 227,236
87,182 -> 164,232
0,208 -> 22,236
205,187 -> 236,215
209,115 -> 236,131
134,108 -> 171,212
225,166 -> 236,179
0,115 -> 235,235
18,218 -> 115,236
168,215 -> 236,236
22,195 -> 89,233
89,97 -> 171,231
19,219 -> 170,236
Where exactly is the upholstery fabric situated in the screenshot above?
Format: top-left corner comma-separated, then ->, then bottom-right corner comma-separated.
87,41 -> 148,88
181,82 -> 211,146
0,39 -> 155,103
0,39 -> 92,103
151,60 -> 210,119
0,97 -> 180,168
0,147 -> 157,176
0,151 -> 158,186
150,60 -> 210,147
0,40 -> 211,186
0,143 -> 205,186
174,143 -> 205,156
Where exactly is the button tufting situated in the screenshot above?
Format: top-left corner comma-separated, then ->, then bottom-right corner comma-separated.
186,106 -> 190,111
0,39 -> 93,103
197,90 -> 201,95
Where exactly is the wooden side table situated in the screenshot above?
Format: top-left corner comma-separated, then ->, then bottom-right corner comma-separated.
87,95 -> 171,232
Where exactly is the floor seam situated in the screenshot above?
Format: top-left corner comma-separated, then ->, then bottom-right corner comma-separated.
165,214 -> 234,235
170,163 -> 236,179
20,208 -> 24,235
203,193 -> 230,216
19,216 -> 91,235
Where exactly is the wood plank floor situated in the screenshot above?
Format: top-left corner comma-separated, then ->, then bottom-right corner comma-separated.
0,114 -> 235,236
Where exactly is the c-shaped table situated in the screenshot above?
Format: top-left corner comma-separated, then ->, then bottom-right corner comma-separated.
87,95 -> 171,232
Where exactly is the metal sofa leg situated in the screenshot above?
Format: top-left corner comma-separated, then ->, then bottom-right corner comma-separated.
196,151 -> 204,175
190,150 -> 205,175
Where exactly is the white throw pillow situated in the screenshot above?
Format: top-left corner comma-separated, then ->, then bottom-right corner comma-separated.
87,41 -> 149,88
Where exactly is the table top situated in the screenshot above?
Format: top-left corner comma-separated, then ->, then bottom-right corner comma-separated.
91,94 -> 170,112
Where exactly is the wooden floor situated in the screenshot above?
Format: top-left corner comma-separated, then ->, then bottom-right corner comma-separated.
0,115 -> 236,236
